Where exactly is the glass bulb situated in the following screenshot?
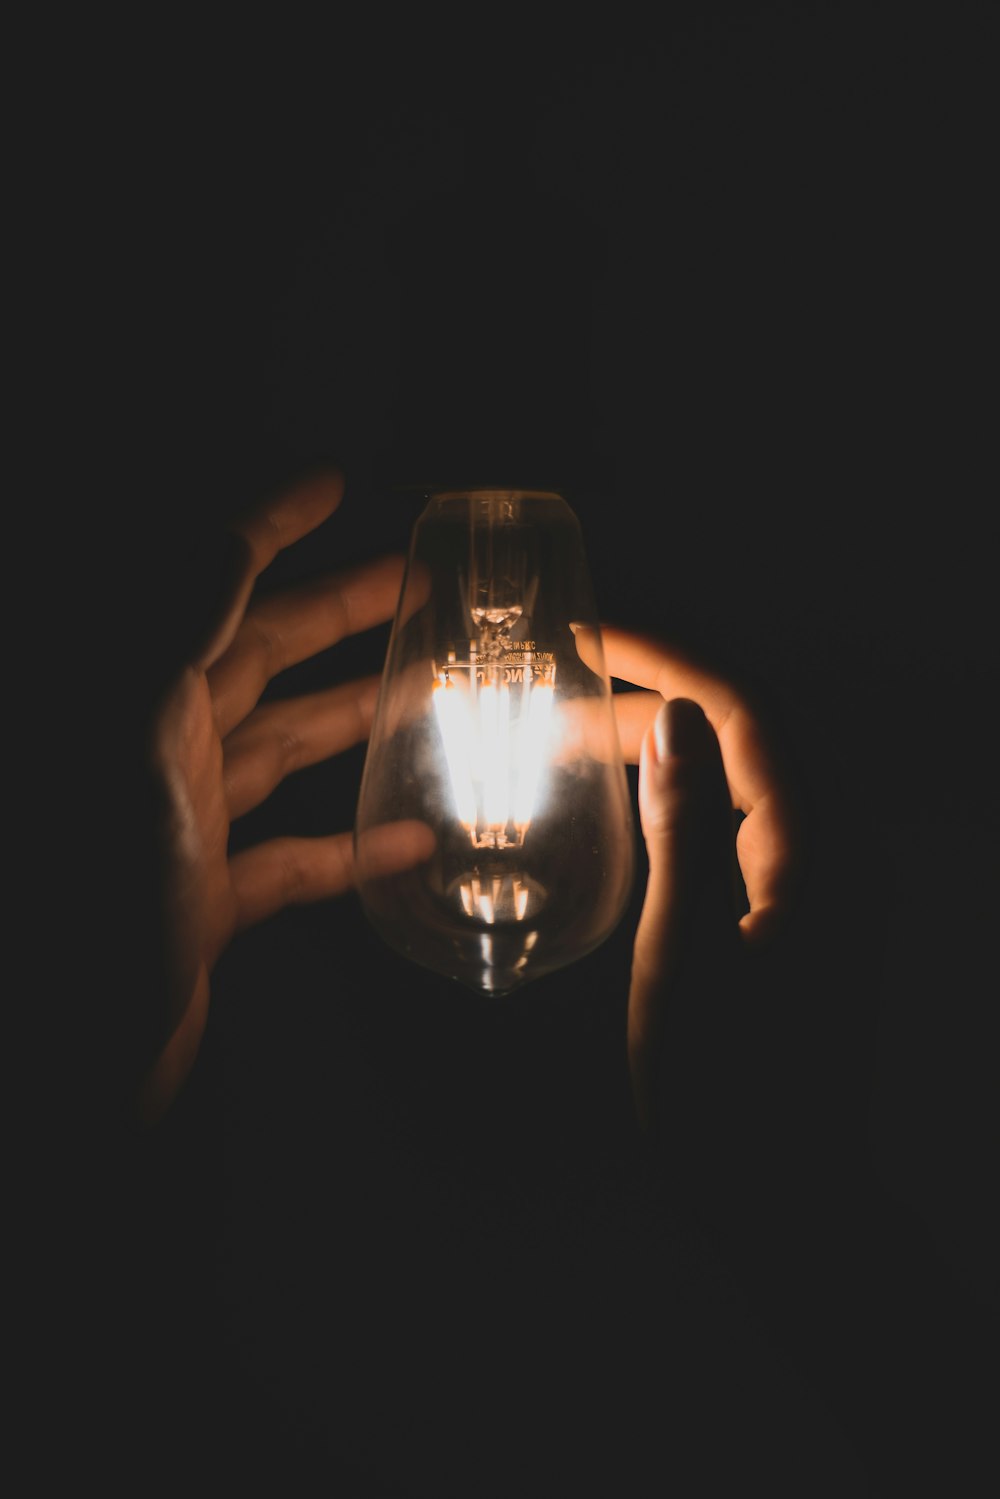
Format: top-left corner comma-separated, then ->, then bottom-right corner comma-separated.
354,489 -> 636,994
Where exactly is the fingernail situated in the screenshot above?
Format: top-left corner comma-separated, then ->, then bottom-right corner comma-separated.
655,698 -> 707,761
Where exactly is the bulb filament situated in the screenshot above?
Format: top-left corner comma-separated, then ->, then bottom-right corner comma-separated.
432,654 -> 555,851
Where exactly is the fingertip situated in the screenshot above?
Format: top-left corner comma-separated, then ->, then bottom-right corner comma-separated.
236,469 -> 347,567
738,902 -> 788,949
654,698 -> 711,762
640,697 -> 731,853
281,466 -> 348,531
295,466 -> 346,506
568,621 -> 602,673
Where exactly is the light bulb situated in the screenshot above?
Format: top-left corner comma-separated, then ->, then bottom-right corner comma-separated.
354,489 -> 636,994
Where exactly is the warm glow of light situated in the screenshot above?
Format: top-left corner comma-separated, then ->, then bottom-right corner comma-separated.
432,677 -> 477,830
514,681 -> 554,832
477,877 -> 494,922
458,873 -> 536,925
434,670 -> 554,848
480,683 -> 510,832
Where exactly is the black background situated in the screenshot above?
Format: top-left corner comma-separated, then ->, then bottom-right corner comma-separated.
70,5 -> 998,1495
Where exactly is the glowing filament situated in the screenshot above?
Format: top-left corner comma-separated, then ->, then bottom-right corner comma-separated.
480,683 -> 511,832
432,677 -> 477,831
458,873 -> 536,925
434,668 -> 554,848
513,681 -> 554,832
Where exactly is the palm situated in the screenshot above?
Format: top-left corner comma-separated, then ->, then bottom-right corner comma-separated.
138,475 -> 408,1124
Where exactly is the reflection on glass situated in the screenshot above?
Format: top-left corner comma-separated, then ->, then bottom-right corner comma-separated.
354,489 -> 635,994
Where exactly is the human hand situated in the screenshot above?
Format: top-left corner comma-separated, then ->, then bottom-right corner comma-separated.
576,628 -> 803,1163
133,472 -> 432,1127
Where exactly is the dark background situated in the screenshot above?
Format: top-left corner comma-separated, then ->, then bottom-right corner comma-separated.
74,4 -> 998,1495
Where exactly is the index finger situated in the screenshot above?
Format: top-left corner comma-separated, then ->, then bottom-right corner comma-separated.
232,469 -> 346,576
595,627 -> 774,811
194,471 -> 347,671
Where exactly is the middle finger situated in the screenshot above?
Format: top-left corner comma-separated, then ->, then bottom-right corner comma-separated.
209,554 -> 405,737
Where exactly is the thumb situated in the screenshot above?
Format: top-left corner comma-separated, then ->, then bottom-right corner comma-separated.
628,697 -> 737,1136
141,525 -> 255,716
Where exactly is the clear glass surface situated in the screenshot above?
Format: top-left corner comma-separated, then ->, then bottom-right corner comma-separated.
354,489 -> 636,994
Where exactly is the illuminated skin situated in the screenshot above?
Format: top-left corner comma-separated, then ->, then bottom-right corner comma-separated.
137,473 -> 433,1125
558,628 -> 802,1134
623,686 -> 799,1135
136,472 -> 801,1132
